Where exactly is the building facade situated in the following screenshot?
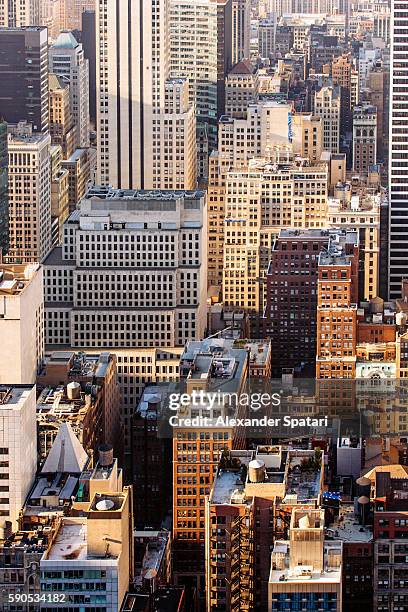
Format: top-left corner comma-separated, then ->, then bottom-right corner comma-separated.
49,31 -> 90,149
6,125 -> 51,263
43,187 -> 207,449
0,385 -> 37,538
96,0 -> 196,191
388,0 -> 408,298
0,27 -> 48,133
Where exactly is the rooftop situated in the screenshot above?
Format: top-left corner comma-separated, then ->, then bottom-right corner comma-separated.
51,31 -> 80,50
84,185 -> 205,201
134,530 -> 170,585
284,450 -> 323,502
328,504 -> 373,542
269,541 -> 342,585
136,384 -> 172,419
318,230 -> 358,266
0,385 -> 34,410
180,338 -> 248,393
210,451 -> 254,505
44,519 -> 88,561
233,339 -> 271,366
0,264 -> 40,296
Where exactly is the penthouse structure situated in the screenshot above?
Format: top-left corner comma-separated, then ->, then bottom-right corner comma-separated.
268,510 -> 342,612
44,187 -> 207,450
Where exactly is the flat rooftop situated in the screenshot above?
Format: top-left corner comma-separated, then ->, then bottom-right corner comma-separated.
233,339 -> 271,366
44,519 -> 88,561
210,452 -> 253,505
329,504 -> 373,543
84,185 -> 205,201
269,541 -> 342,585
285,451 -> 322,501
0,264 -> 40,295
0,385 -> 34,409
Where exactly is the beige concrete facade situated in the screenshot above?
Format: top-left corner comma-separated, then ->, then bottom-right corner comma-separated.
0,264 -> 44,385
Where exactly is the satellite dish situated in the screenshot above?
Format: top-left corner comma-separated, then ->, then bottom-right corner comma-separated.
95,499 -> 114,511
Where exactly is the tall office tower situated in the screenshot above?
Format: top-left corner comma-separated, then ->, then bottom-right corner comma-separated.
169,0 -> 218,146
6,124 -> 51,264
43,187 -> 207,451
40,488 -> 133,611
49,32 -> 90,148
207,100 -> 295,289
316,230 -> 359,379
0,27 -> 48,133
314,86 -> 341,154
374,10 -> 390,44
389,0 -> 408,298
81,10 -> 96,124
0,385 -> 37,538
173,338 -> 248,590
332,53 -> 353,137
328,189 -> 381,301
268,510 -> 342,612
216,0 -> 233,118
258,15 -> 276,60
352,105 -> 377,175
49,74 -> 77,159
0,122 -> 8,257
222,158 -> 328,317
265,229 -> 330,376
231,0 -> 250,65
50,145 -> 69,245
97,0 -> 196,191
0,263 -> 43,384
0,0 -> 39,26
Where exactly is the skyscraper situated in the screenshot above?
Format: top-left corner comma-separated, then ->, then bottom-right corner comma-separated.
7,124 -> 52,263
0,0 -> 39,26
96,0 -> 196,190
43,186 -> 208,450
81,10 -> 96,124
49,31 -> 90,148
169,0 -> 218,142
0,122 -> 8,257
389,0 -> 408,298
0,27 -> 49,133
231,0 -> 250,64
